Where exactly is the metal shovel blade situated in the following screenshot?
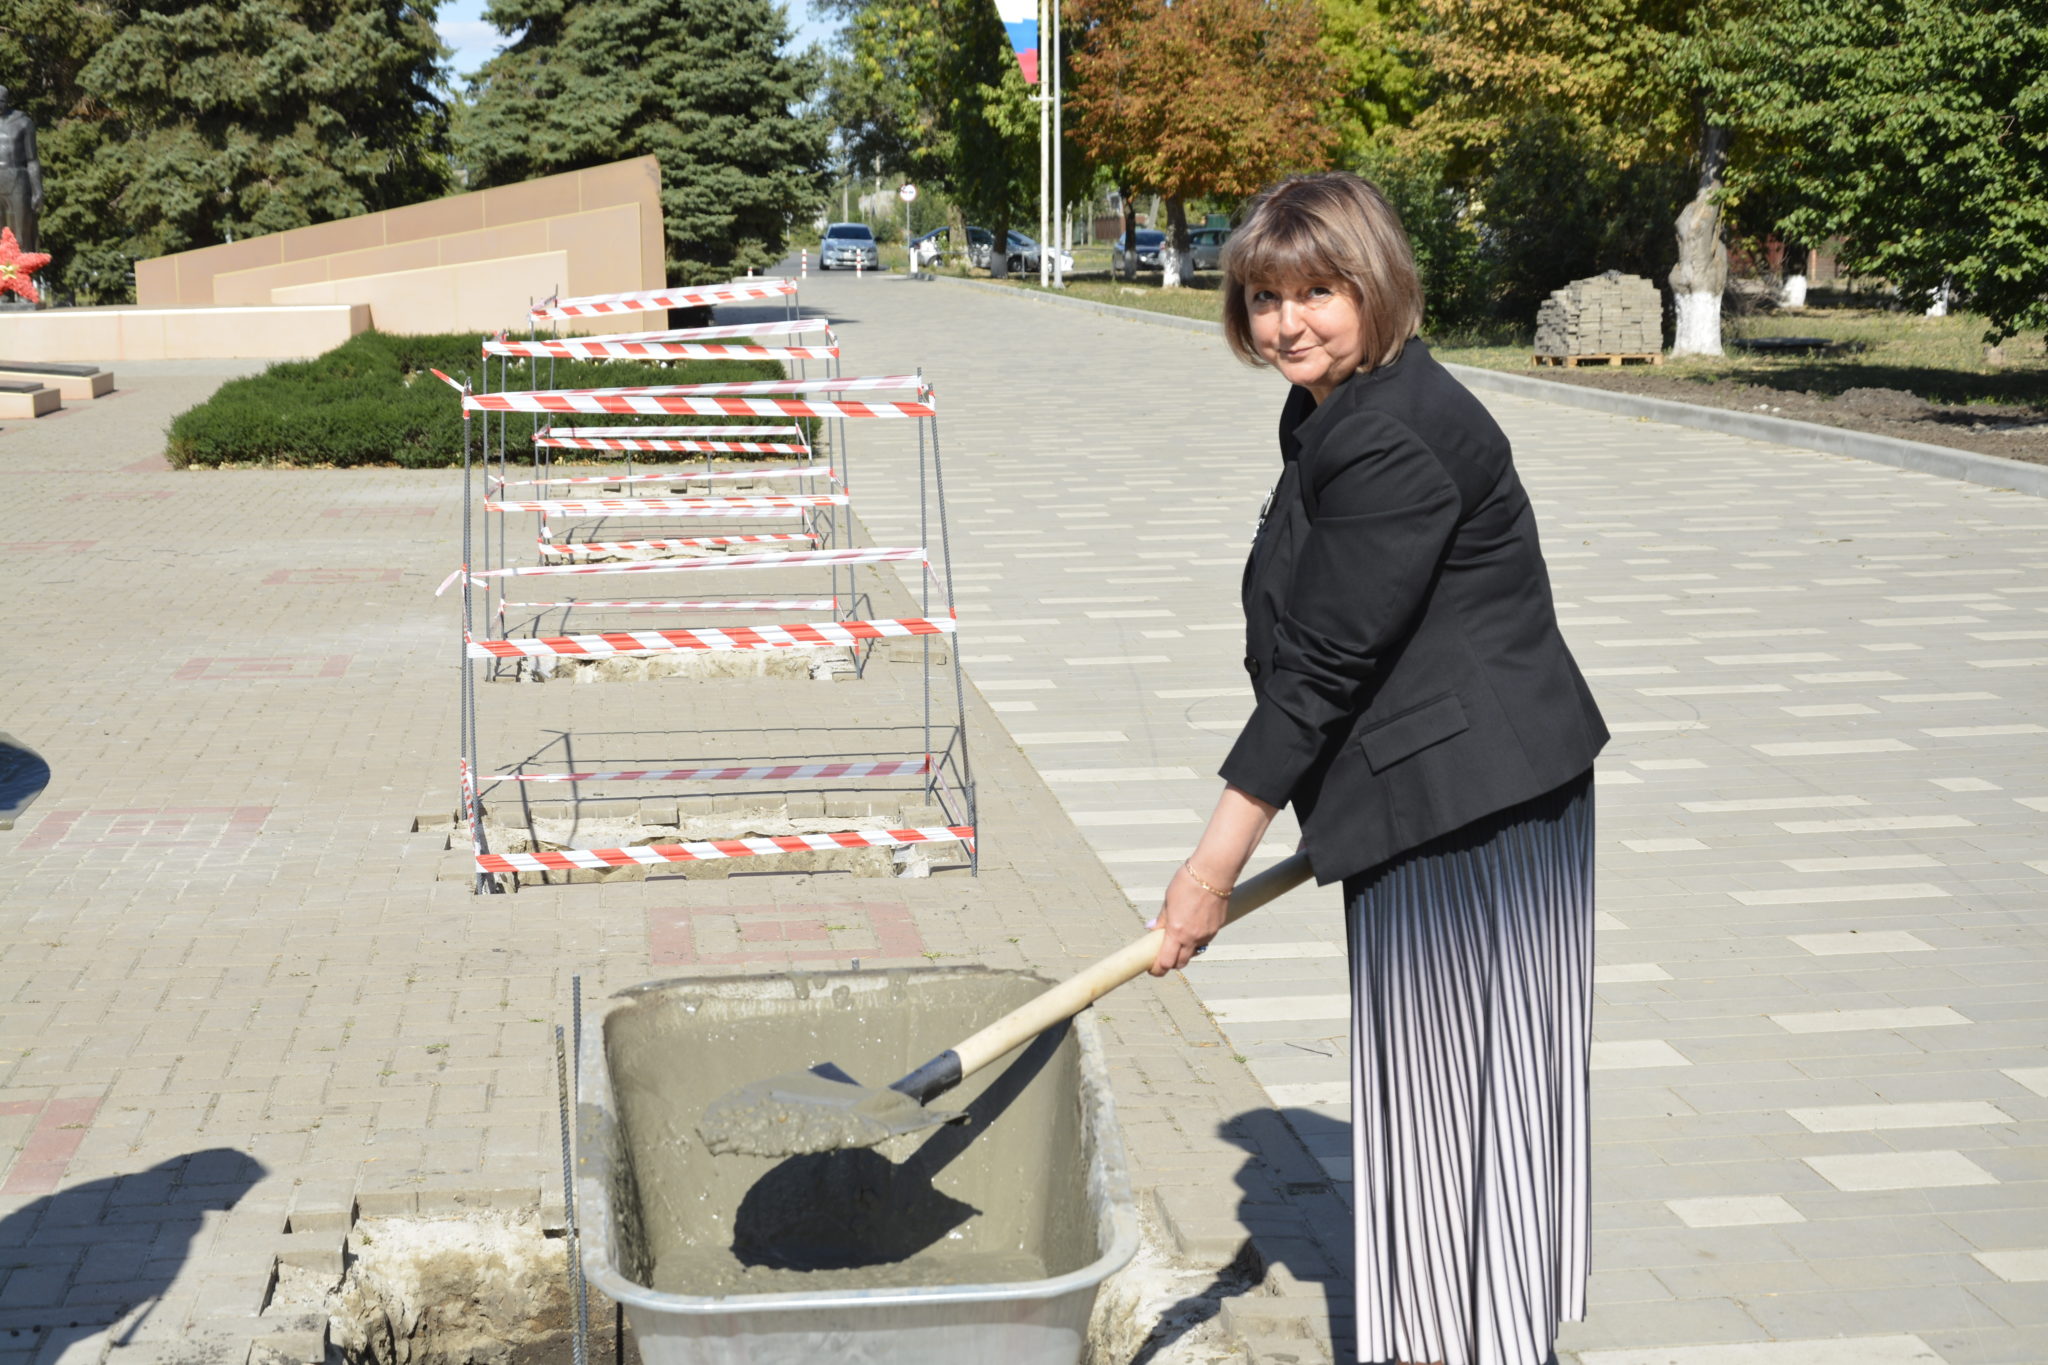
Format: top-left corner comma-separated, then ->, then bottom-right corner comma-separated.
697,1063 -> 964,1158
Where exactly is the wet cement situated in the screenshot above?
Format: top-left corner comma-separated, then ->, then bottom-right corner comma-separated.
695,1064 -> 959,1157
594,969 -> 1097,1298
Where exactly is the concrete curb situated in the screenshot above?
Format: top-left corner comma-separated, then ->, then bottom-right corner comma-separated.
921,269 -> 2048,501
1443,363 -> 2048,501
921,270 -> 1231,336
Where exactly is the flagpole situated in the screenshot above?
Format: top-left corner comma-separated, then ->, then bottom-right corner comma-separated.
1038,0 -> 1051,289
1052,0 -> 1064,289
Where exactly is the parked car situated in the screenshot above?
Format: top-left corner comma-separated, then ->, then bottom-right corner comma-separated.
1190,226 -> 1230,271
1001,231 -> 1075,275
818,222 -> 879,271
908,226 -> 952,267
1111,229 -> 1167,273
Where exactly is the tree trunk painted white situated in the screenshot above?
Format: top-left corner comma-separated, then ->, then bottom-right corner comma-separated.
1668,121 -> 1731,358
1780,274 -> 1808,308
1161,246 -> 1187,288
1672,291 -> 1723,355
1925,281 -> 1950,317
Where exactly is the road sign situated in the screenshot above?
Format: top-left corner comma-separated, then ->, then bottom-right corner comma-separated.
898,183 -> 919,203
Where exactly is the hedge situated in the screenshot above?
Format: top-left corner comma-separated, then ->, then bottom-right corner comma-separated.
166,331 -> 795,469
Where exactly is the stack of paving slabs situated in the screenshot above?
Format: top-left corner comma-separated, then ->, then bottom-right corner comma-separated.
1533,271 -> 1663,357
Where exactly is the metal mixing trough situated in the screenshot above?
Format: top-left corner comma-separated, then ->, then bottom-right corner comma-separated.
577,968 -> 1140,1365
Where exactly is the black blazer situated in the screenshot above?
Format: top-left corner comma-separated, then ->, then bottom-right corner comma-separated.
1220,342 -> 1608,885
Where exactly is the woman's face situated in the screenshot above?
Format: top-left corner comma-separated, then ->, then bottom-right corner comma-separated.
1246,275 -> 1366,401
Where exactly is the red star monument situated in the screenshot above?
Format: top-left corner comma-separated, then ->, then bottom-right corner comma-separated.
0,226 -> 50,305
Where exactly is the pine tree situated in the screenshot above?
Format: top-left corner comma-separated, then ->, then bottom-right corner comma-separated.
458,0 -> 830,281
24,0 -> 448,303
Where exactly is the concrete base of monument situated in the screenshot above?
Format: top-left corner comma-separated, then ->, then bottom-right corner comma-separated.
0,300 -> 369,362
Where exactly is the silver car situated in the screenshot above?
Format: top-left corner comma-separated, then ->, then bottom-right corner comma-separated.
1002,231 -> 1074,275
818,222 -> 879,271
1190,226 -> 1230,271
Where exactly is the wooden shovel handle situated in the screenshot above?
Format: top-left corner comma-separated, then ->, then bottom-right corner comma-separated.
950,851 -> 1315,1081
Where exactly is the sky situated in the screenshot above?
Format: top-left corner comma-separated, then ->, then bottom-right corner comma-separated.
433,0 -> 844,82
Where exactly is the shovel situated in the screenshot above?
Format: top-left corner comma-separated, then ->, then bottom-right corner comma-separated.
698,851 -> 1315,1157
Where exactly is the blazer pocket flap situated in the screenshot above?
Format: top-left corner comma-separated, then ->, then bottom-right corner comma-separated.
1360,692 -> 1470,773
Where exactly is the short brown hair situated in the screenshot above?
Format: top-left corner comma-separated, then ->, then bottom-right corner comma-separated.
1221,173 -> 1424,373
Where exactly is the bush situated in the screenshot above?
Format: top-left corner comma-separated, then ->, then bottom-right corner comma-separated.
166,331 -> 796,469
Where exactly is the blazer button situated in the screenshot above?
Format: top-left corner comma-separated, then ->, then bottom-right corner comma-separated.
1244,656 -> 1260,678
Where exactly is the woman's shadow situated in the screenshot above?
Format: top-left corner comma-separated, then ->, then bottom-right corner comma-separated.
1130,1106 -> 1353,1365
0,1148 -> 265,1353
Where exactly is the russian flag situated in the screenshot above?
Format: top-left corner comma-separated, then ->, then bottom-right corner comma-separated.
999,0 -> 1039,83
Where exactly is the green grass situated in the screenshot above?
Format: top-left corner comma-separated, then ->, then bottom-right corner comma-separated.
933,268 -> 2045,412
1429,306 -> 2047,410
167,331 -> 789,469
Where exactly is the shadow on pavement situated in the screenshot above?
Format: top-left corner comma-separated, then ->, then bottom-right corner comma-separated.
1130,1105 -> 1353,1365
0,1148 -> 265,1349
0,732 -> 51,830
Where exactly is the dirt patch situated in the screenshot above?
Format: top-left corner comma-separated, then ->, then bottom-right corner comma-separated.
1514,368 -> 2048,466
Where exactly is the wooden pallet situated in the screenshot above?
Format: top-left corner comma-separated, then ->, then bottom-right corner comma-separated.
1531,352 -> 1664,368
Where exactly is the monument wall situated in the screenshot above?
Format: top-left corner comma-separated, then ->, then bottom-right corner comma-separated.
135,156 -> 665,335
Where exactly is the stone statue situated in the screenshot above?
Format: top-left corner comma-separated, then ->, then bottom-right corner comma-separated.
0,86 -> 43,254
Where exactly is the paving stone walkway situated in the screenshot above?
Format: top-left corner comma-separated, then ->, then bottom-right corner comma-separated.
0,272 -> 2042,1365
815,269 -> 2048,1365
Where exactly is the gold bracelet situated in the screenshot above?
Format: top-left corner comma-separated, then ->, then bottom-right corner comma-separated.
1181,861 -> 1233,899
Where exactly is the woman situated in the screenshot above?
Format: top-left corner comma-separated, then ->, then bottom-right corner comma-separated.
1151,172 -> 1609,1365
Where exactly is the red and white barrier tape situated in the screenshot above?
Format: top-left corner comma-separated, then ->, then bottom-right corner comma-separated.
453,375 -> 933,419
450,546 -> 922,589
531,320 -> 829,346
476,824 -> 971,875
534,438 -> 814,455
539,533 -> 817,556
465,616 -> 956,659
468,392 -> 933,419
530,280 -> 796,320
501,598 -> 835,612
494,462 -> 830,487
487,494 -> 848,514
522,375 -> 917,398
543,425 -> 805,437
499,757 -> 933,783
487,338 -> 838,361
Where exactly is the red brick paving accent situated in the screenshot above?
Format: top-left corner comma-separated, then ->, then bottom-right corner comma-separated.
263,568 -> 404,586
0,1097 -> 101,1196
172,655 -> 351,681
320,507 -> 436,518
122,455 -> 172,472
65,490 -> 172,502
6,540 -> 98,553
649,902 -> 924,966
22,806 -> 271,852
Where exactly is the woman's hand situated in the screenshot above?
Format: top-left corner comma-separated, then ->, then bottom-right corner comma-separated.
1147,784 -> 1281,976
1150,863 -> 1231,976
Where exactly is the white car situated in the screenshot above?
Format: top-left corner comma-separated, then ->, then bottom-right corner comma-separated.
1003,231 -> 1074,275
818,222 -> 879,271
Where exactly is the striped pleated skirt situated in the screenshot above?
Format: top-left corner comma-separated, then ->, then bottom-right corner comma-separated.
1344,770 -> 1594,1365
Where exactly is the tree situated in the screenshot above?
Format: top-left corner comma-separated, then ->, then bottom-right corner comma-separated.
1710,0 -> 2048,343
1316,0 -> 1420,161
820,0 -> 1039,275
459,0 -> 829,281
8,0 -> 447,303
1394,0 -> 1751,353
1070,0 -> 1338,285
